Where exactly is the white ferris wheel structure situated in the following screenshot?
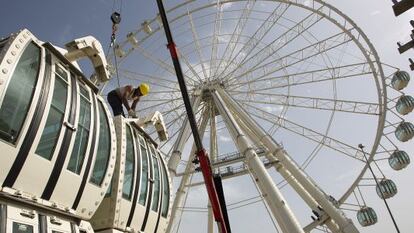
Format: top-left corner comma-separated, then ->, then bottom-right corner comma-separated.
106,0 -> 414,232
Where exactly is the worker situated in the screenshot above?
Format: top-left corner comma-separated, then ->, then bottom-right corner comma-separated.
107,83 -> 150,117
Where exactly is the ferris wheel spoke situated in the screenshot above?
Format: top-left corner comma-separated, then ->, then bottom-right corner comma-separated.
226,30 -> 353,86
121,71 -> 181,92
213,0 -> 256,79
229,62 -> 372,91
138,96 -> 182,103
187,10 -> 209,80
177,49 -> 204,84
239,102 -> 365,162
209,0 -> 224,80
120,69 -> 178,85
140,98 -> 180,111
230,92 -> 380,115
216,3 -> 291,80
221,8 -> 324,82
134,45 -> 198,86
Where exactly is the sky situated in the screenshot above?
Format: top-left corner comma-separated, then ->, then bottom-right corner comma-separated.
1,0 -> 414,233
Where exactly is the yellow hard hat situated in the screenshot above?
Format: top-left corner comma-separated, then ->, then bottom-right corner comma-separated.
139,83 -> 150,96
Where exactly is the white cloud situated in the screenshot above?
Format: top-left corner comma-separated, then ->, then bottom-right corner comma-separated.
217,35 -> 229,43
264,106 -> 283,114
212,1 -> 233,11
221,2 -> 233,11
219,135 -> 232,142
370,10 -> 381,16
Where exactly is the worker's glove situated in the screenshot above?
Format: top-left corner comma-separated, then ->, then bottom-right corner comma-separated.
128,109 -> 137,118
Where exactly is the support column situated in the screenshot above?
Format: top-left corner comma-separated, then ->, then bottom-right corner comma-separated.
208,204 -> 214,233
168,95 -> 202,174
208,102 -> 218,233
212,91 -> 305,233
236,118 -> 340,232
166,109 -> 210,233
218,89 -> 359,233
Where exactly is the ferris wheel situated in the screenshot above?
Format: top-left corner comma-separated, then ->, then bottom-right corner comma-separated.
106,0 -> 414,232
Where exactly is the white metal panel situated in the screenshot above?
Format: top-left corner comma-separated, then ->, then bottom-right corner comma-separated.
129,205 -> 145,232
157,218 -> 168,233
144,212 -> 158,233
6,205 -> 39,233
46,216 -> 71,233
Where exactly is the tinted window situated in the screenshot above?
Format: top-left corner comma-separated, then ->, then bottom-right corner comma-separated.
0,37 -> 8,52
12,222 -> 33,233
138,136 -> 149,205
90,101 -> 111,185
151,147 -> 160,212
36,65 -> 68,159
161,156 -> 170,217
105,177 -> 113,197
122,125 -> 135,200
0,42 -> 40,143
67,84 -> 91,174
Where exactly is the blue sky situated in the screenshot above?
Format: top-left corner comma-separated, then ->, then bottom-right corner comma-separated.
1,1 -> 414,233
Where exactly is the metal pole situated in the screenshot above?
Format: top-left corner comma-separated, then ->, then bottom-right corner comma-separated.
166,110 -> 210,233
156,1 -> 229,232
218,88 -> 359,233
212,90 -> 305,233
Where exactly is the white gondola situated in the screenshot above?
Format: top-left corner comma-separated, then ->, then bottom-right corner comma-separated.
357,207 -> 378,227
396,95 -> 414,115
391,71 -> 410,90
395,121 -> 414,142
376,179 -> 398,199
0,29 -> 171,233
388,150 -> 410,171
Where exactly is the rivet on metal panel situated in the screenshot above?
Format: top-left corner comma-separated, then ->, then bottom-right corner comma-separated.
7,59 -> 12,64
2,69 -> 8,74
